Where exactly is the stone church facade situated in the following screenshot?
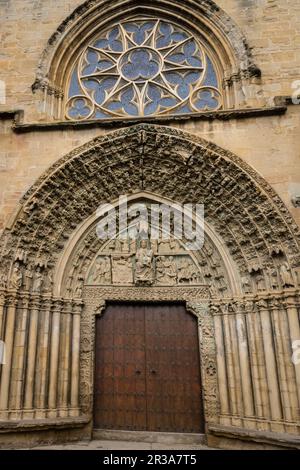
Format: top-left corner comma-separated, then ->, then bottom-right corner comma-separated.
0,0 -> 300,449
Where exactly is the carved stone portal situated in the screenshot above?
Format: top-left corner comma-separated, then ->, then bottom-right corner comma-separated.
80,285 -> 218,424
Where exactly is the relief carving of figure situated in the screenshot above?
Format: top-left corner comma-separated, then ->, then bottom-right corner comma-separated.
9,262 -> 23,290
112,256 -> 133,284
280,262 -> 295,288
178,257 -> 197,284
156,256 -> 177,285
135,240 -> 154,285
93,257 -> 111,284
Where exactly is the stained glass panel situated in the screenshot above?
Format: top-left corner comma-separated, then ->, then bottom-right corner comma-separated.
66,19 -> 222,120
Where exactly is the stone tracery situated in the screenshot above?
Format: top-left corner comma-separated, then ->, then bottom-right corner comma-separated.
66,18 -> 222,120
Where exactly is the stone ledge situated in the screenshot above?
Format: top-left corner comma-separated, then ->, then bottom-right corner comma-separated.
208,424 -> 300,449
0,106 -> 287,133
0,415 -> 90,433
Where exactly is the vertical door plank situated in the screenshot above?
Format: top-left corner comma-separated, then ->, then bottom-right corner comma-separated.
145,303 -> 204,433
94,303 -> 147,430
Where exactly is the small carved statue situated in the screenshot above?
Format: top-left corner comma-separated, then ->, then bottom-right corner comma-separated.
209,283 -> 219,297
0,271 -> 7,289
44,270 -> 54,293
32,266 -> 43,293
255,273 -> 266,292
24,264 -> 34,291
241,275 -> 252,294
267,267 -> 279,290
279,262 -> 295,288
135,239 -> 154,285
9,262 -> 23,290
74,276 -> 84,298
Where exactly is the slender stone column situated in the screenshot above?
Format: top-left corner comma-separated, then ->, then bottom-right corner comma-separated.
0,293 -> 18,418
236,308 -> 254,419
222,308 -> 240,425
228,307 -> 244,420
58,300 -> 72,417
284,294 -> 300,408
34,296 -> 52,418
257,299 -> 283,424
0,291 -> 6,339
270,299 -> 293,422
48,299 -> 62,417
70,301 -> 82,417
212,307 -> 230,421
245,301 -> 266,424
23,295 -> 41,418
9,293 -> 30,416
278,308 -> 299,424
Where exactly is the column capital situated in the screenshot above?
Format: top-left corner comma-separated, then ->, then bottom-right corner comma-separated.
52,298 -> 64,313
73,300 -> 84,315
6,294 -> 18,307
30,294 -> 42,310
256,298 -> 269,310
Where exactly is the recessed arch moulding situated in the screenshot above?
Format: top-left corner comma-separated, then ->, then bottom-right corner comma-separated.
2,124 -> 299,300
32,0 -> 264,121
0,125 -> 300,442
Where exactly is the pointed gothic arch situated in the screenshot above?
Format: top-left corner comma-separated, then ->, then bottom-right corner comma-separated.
0,124 -> 299,447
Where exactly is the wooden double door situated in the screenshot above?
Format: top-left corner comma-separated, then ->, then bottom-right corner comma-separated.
94,303 -> 204,433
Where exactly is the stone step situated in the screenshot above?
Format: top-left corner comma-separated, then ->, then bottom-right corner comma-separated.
93,429 -> 207,445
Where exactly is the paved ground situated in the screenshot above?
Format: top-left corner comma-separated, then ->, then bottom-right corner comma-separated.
28,439 -> 215,450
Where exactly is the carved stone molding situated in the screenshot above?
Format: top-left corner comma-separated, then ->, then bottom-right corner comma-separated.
1,124 -> 298,304
79,285 -> 218,424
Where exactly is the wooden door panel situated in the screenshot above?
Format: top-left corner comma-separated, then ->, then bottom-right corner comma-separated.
94,302 -> 204,433
145,304 -> 204,433
94,303 -> 147,430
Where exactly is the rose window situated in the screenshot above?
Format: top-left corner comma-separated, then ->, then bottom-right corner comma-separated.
66,19 -> 222,120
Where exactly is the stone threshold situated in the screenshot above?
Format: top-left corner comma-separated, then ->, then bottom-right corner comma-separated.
0,106 -> 287,133
93,429 -> 206,445
208,424 -> 300,449
0,415 -> 90,433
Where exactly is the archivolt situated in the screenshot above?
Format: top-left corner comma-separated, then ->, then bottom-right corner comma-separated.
0,124 -> 299,299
